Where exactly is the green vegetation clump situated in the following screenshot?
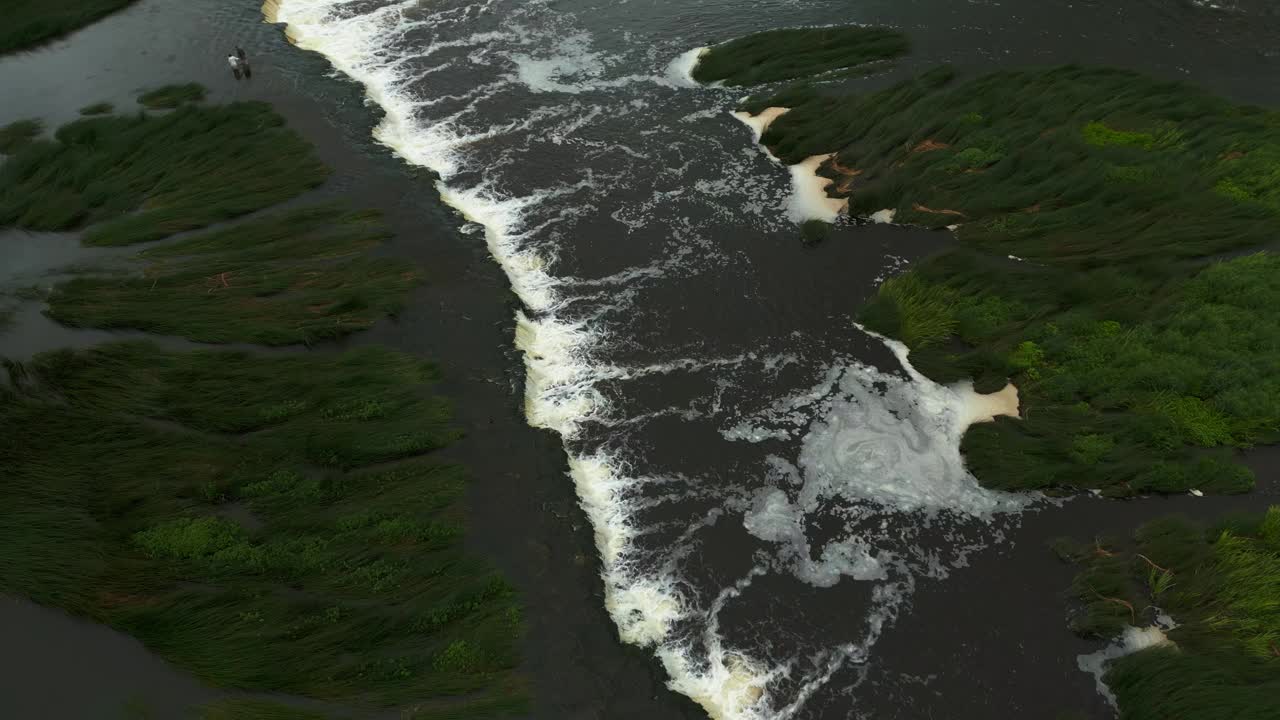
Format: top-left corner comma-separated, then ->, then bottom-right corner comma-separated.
79,101 -> 114,116
1054,508 -> 1280,719
0,0 -> 138,55
46,204 -> 419,345
747,65 -> 1280,495
138,83 -> 207,109
0,343 -> 526,712
800,218 -> 831,245
0,119 -> 42,154
0,100 -> 328,246
691,26 -> 908,86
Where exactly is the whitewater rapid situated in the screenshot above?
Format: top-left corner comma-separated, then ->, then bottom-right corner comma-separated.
265,2 -> 1035,716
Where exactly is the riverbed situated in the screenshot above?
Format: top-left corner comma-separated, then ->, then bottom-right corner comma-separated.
2,0 -> 1278,718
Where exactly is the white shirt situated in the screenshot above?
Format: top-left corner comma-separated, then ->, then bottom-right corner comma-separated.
227,56 -> 240,68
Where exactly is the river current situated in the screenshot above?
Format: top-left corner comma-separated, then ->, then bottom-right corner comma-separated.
264,1 -> 1280,717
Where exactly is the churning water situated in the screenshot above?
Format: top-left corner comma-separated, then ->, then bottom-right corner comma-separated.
263,0 -> 1280,716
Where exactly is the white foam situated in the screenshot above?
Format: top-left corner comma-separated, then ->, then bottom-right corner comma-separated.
267,4 -> 1034,716
730,106 -> 790,145
668,46 -> 709,87
1077,625 -> 1174,707
870,208 -> 897,224
786,154 -> 847,224
728,328 -> 1031,620
267,4 -> 778,716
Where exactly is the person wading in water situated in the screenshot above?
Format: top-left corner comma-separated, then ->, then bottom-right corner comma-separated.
227,47 -> 251,80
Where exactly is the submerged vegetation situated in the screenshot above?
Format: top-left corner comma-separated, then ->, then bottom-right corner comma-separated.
0,99 -> 328,246
138,83 -> 208,109
47,204 -> 419,345
0,88 -> 527,717
79,101 -> 114,116
0,119 -> 42,154
0,0 -> 138,55
691,26 -> 909,86
1054,508 -> 1280,719
747,65 -> 1280,495
0,344 -> 525,712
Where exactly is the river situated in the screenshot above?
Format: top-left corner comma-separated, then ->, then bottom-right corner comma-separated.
4,0 -> 1279,717
261,1 -> 1280,718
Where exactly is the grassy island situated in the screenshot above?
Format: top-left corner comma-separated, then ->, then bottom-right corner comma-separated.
1053,508 -> 1280,719
1,0 -> 138,55
0,92 -> 527,718
691,26 -> 908,86
46,204 -> 419,345
0,92 -> 328,246
745,64 -> 1280,496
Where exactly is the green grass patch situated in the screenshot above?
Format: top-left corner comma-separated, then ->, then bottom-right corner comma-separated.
0,342 -> 526,713
138,83 -> 207,109
1053,508 -> 1280,719
747,64 -> 1280,495
45,204 -> 420,345
691,26 -> 908,86
79,102 -> 115,116
0,0 -> 138,55
0,119 -> 42,154
0,99 -> 328,246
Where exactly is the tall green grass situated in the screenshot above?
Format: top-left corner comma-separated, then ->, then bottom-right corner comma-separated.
748,65 -> 1280,495
46,204 -> 420,345
692,26 -> 908,86
0,0 -> 138,55
1054,508 -> 1280,719
0,100 -> 329,245
138,83 -> 207,109
0,343 -> 526,713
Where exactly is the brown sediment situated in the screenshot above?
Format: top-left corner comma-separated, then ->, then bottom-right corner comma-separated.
1023,203 -> 1042,213
911,203 -> 967,217
1223,150 -> 1246,160
911,139 -> 950,153
827,157 -> 863,194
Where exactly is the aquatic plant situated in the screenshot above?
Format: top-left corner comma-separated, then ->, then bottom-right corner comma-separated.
0,342 -> 526,712
0,99 -> 328,245
46,204 -> 419,345
748,65 -> 1280,495
0,119 -> 42,154
0,0 -> 138,55
692,26 -> 908,86
800,218 -> 831,244
1054,508 -> 1280,719
138,83 -> 207,109
79,101 -> 114,116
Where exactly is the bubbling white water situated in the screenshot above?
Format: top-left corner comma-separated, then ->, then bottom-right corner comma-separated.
269,3 -> 1037,716
267,3 -> 779,717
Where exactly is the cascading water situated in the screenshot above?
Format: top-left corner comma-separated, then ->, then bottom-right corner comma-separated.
265,1 -> 1035,716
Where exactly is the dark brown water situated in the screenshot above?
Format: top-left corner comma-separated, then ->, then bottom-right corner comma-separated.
2,0 -> 1278,718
